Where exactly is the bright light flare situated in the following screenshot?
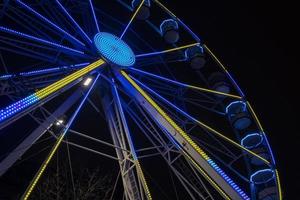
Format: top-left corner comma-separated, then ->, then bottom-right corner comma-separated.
55,119 -> 64,126
83,77 -> 93,86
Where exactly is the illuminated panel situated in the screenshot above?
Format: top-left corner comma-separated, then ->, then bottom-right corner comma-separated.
94,32 -> 135,67
120,70 -> 250,200
0,59 -> 105,123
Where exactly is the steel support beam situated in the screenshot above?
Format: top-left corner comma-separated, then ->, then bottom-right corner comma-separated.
0,89 -> 82,176
115,70 -> 250,200
101,82 -> 151,200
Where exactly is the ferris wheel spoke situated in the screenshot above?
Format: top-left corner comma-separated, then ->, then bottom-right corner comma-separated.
0,62 -> 91,97
0,44 -> 64,64
123,99 -> 216,199
101,80 -> 152,200
120,0 -> 145,39
203,44 -> 245,98
116,69 -> 255,200
55,0 -> 92,44
128,67 -> 242,99
21,73 -> 100,200
0,89 -> 83,176
0,62 -> 90,81
128,74 -> 270,166
88,0 -> 100,33
15,0 -> 86,48
0,26 -> 85,56
112,82 -> 152,200
135,43 -> 200,58
0,59 -> 105,129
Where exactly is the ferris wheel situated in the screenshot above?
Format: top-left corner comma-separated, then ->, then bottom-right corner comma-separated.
0,0 -> 282,199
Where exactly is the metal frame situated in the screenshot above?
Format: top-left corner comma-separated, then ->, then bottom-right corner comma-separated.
0,1 -> 281,199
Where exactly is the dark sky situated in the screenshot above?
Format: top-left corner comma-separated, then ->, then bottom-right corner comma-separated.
164,0 -> 298,198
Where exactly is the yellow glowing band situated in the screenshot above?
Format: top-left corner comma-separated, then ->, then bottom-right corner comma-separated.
35,59 -> 104,99
129,0 -> 145,26
23,134 -> 65,200
160,43 -> 200,54
187,85 -> 242,99
153,0 -> 177,19
246,101 -> 264,132
22,59 -> 105,200
121,70 -> 210,160
275,170 -> 283,200
194,118 -> 270,165
203,44 -> 228,72
136,161 -> 152,200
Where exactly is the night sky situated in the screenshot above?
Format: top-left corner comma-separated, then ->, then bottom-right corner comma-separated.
165,0 -> 297,198
0,0 -> 298,199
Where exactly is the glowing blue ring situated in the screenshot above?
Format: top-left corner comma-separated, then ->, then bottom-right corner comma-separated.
94,32 -> 135,67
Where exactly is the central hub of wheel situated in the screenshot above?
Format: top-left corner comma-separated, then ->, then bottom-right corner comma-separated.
94,32 -> 135,67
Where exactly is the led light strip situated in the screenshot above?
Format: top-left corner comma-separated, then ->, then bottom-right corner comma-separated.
129,75 -> 269,165
136,161 -> 152,200
0,59 -> 105,123
120,0 -> 145,39
0,26 -> 84,55
22,73 -> 100,200
120,70 -> 250,199
129,67 -> 242,99
135,43 -> 200,58
112,83 -> 152,200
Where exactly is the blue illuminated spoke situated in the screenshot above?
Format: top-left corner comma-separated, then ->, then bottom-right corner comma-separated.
55,0 -> 92,44
128,68 -> 241,99
0,94 -> 39,122
0,62 -> 90,80
0,26 -> 84,55
89,0 -> 100,33
16,0 -> 85,47
120,0 -> 145,39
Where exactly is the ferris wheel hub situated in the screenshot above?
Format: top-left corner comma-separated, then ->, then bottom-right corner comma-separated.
94,32 -> 135,67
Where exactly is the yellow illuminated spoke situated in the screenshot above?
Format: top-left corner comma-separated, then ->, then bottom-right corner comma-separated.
136,43 -> 200,58
129,68 -> 242,99
129,72 -> 269,165
188,85 -> 242,99
136,161 -> 152,200
21,60 -> 104,200
120,70 -> 233,197
203,44 -> 228,72
35,59 -> 104,99
153,0 -> 177,19
193,118 -> 270,165
120,0 -> 145,39
121,70 -> 210,159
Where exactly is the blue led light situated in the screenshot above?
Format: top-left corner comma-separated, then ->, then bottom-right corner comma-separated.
225,101 -> 247,115
241,133 -> 264,149
250,169 -> 275,185
0,94 -> 39,122
20,67 -> 61,76
15,0 -> 85,46
160,19 -> 179,35
0,26 -> 84,55
207,158 -> 250,200
0,74 -> 13,80
94,32 -> 135,67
